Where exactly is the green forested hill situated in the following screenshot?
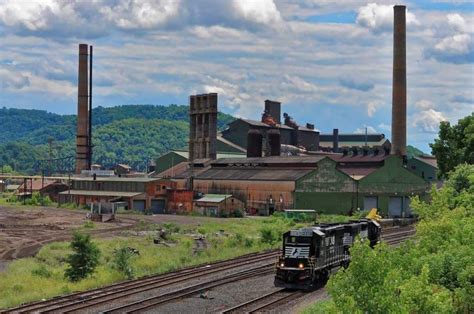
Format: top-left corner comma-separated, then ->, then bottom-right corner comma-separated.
0,105 -> 235,173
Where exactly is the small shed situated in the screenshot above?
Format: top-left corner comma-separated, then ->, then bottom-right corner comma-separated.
193,194 -> 244,217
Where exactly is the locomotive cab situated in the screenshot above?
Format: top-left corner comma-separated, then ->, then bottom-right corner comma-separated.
275,219 -> 381,290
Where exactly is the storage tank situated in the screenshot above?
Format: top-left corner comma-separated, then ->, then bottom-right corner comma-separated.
268,129 -> 281,156
247,129 -> 263,157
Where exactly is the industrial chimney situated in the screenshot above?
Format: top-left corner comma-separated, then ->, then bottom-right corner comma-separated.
247,129 -> 263,157
391,5 -> 407,157
264,100 -> 281,124
332,128 -> 339,153
75,44 -> 90,174
268,129 -> 281,156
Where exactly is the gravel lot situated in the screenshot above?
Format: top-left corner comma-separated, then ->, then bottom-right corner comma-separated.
0,206 -> 136,263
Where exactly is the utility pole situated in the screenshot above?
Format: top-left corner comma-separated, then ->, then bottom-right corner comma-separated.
48,137 -> 53,176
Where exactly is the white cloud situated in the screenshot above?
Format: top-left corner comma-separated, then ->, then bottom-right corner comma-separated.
411,109 -> 447,133
366,100 -> 382,117
354,126 -> 378,134
100,0 -> 180,30
414,99 -> 434,110
435,34 -> 471,55
356,3 -> 419,33
377,122 -> 391,132
425,13 -> 474,64
233,0 -> 282,25
0,0 -> 282,38
282,75 -> 318,93
447,13 -> 468,33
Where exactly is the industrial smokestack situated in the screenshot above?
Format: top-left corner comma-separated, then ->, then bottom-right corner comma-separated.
333,128 -> 339,153
247,129 -> 263,157
391,5 -> 407,157
268,129 -> 281,156
76,43 -> 89,174
264,100 -> 281,124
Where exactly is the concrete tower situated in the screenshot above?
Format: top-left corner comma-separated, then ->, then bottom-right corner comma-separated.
189,93 -> 218,161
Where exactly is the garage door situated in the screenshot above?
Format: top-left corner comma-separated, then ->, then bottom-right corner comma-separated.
151,199 -> 165,214
363,196 -> 378,211
404,197 -> 413,217
132,200 -> 146,212
389,197 -> 403,217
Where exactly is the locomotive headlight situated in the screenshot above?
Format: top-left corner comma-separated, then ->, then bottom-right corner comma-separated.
280,262 -> 285,267
298,263 -> 304,269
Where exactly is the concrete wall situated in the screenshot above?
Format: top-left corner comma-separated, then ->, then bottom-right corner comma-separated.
193,179 -> 295,210
194,196 -> 244,217
295,158 -> 356,213
407,158 -> 437,182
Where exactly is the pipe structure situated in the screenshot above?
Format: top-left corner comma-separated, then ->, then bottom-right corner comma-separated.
391,5 -> 407,156
76,44 -> 89,174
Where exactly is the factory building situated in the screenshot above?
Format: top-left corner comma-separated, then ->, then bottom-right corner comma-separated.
170,153 -> 429,217
319,129 -> 391,153
153,150 -> 245,176
221,100 -> 320,154
58,177 -> 175,213
407,156 -> 439,183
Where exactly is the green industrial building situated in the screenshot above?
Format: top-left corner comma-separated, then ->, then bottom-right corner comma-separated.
295,155 -> 429,216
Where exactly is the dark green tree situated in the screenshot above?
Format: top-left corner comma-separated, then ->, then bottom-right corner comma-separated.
65,232 -> 101,282
430,113 -> 473,177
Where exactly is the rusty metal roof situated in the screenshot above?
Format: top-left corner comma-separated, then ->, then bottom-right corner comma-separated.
195,167 -> 313,181
239,119 -> 318,132
330,154 -> 389,163
212,155 -> 326,165
59,190 -> 144,197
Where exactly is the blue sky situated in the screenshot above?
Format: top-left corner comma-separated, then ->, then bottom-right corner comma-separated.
0,0 -> 473,152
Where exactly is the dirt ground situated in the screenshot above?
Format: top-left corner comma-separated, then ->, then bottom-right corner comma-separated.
0,206 -> 251,272
0,206 -> 138,267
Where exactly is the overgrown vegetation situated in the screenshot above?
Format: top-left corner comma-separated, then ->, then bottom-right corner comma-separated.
303,163 -> 474,313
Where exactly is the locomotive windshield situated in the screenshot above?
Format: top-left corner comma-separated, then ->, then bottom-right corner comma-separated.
284,236 -> 311,244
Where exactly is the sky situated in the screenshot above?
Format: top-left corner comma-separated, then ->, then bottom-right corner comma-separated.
0,0 -> 473,153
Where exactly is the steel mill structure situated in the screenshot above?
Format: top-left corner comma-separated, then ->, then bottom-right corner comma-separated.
59,5 -> 437,217
188,93 -> 218,161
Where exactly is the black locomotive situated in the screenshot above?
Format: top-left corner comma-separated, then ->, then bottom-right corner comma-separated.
274,219 -> 381,290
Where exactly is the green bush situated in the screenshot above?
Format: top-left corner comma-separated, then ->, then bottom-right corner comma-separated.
83,221 -> 95,229
22,192 -> 53,206
307,163 -> 474,313
64,232 -> 101,282
259,227 -> 276,244
112,247 -> 137,280
31,265 -> 52,278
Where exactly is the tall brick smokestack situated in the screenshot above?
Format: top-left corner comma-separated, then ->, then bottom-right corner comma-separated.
391,5 -> 407,157
76,44 -> 89,174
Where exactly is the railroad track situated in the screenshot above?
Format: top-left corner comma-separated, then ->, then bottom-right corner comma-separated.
221,289 -> 307,313
104,265 -> 275,313
3,250 -> 278,314
3,222 -> 416,313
